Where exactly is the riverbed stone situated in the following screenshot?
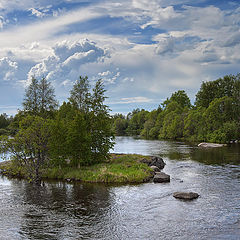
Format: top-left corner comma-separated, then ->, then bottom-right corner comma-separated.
150,166 -> 160,173
153,172 -> 170,183
173,192 -> 199,200
149,156 -> 166,170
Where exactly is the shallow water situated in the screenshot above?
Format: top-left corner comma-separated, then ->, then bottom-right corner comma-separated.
0,136 -> 239,239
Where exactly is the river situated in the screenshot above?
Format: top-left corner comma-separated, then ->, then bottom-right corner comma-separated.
0,136 -> 239,239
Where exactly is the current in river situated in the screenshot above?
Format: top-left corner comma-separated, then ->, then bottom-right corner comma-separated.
0,136 -> 240,239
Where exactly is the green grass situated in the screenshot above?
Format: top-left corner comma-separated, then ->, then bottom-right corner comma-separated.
0,154 -> 154,184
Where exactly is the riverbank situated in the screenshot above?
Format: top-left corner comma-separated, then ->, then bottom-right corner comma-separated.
0,154 -> 154,183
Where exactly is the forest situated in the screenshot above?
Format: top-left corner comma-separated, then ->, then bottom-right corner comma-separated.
112,74 -> 240,143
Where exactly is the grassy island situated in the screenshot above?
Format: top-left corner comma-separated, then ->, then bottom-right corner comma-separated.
0,154 -> 154,184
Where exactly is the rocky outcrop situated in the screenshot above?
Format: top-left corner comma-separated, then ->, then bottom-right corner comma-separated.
173,192 -> 199,200
141,156 -> 166,170
198,142 -> 226,148
153,172 -> 170,183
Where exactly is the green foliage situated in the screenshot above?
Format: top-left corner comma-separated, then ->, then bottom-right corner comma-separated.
115,74 -> 239,143
163,90 -> 191,109
183,107 -> 206,142
126,109 -> 149,135
0,115 -> 52,184
113,117 -> 128,135
66,112 -> 92,166
68,75 -> 90,112
89,79 -> 115,162
195,74 -> 240,108
22,77 -> 58,118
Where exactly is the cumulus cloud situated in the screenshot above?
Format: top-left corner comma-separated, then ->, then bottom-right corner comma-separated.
96,70 -> 120,84
155,36 -> 175,55
28,39 -> 107,84
0,57 -> 18,81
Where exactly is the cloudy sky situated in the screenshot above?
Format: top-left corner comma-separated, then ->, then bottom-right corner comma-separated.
0,0 -> 239,115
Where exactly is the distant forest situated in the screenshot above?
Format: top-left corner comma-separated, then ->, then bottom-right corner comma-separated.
112,74 -> 240,143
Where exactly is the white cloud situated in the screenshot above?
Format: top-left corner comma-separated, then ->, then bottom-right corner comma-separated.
113,96 -> 153,104
28,8 -> 45,18
155,36 -> 175,55
0,57 -> 18,80
0,6 -> 103,47
28,39 -> 107,84
98,70 -> 111,77
96,70 -> 120,84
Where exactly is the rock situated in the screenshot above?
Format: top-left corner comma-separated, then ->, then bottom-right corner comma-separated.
153,172 -> 170,183
150,166 -> 160,173
140,158 -> 152,165
198,142 -> 226,148
173,192 -> 199,200
149,156 -> 166,170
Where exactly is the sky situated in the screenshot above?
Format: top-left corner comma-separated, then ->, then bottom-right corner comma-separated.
0,0 -> 239,115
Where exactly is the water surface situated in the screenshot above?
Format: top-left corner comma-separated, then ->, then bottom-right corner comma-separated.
0,136 -> 239,239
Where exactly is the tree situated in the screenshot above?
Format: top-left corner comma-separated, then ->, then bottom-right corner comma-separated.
22,77 -> 58,117
183,107 -> 206,141
195,74 -> 239,108
68,76 -> 90,113
66,112 -> 91,166
163,90 -> 191,109
89,79 -> 114,163
1,116 -> 52,184
114,118 -> 128,135
126,109 -> 148,135
38,77 -> 58,117
22,77 -> 39,115
203,96 -> 235,132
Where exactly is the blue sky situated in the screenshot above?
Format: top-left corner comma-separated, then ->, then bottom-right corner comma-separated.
0,0 -> 239,115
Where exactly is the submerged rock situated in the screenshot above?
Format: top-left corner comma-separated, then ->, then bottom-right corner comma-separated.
198,142 -> 226,148
153,172 -> 170,183
173,192 -> 199,200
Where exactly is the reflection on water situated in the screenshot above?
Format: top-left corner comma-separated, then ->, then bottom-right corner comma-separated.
0,136 -> 240,239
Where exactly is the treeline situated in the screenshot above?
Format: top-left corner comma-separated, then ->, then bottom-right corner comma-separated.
113,74 -> 240,143
0,76 -> 114,184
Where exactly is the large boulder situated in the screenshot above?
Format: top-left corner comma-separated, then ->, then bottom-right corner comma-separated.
153,172 -> 170,183
173,192 -> 199,200
149,156 -> 166,170
198,142 -> 226,148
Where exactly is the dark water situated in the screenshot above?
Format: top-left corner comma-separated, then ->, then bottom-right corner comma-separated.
0,137 -> 240,240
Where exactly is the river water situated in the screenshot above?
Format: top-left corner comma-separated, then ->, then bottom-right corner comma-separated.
0,136 -> 239,240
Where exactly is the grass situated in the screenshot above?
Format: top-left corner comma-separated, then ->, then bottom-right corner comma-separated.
0,154 -> 154,184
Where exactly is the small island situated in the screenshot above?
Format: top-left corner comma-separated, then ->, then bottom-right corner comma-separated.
0,153 -> 156,183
